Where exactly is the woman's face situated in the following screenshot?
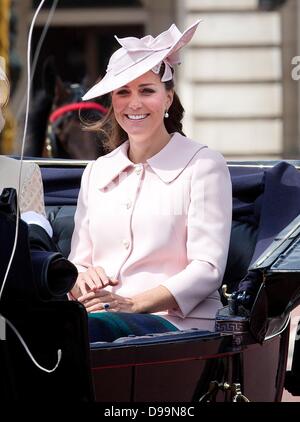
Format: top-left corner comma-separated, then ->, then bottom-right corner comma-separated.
111,70 -> 173,142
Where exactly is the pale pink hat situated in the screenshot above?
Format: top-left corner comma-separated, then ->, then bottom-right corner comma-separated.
82,20 -> 201,101
0,57 -> 9,106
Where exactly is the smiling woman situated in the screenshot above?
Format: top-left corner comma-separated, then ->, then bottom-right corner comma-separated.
68,20 -> 232,342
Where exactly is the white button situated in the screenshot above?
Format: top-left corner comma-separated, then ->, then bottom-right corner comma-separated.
134,164 -> 143,175
122,240 -> 130,249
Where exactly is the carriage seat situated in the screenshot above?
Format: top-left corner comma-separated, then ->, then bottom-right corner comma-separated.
46,204 -> 259,301
46,205 -> 76,257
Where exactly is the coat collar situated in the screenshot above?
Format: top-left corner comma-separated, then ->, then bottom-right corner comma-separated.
96,132 -> 207,189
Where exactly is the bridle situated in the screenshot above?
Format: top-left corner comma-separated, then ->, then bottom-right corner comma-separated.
45,83 -> 107,157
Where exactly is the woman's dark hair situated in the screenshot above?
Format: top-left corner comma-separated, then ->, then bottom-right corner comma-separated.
82,63 -> 185,152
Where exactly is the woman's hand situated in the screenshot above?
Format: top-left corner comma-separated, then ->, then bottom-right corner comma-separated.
77,289 -> 134,314
70,266 -> 119,299
76,285 -> 179,314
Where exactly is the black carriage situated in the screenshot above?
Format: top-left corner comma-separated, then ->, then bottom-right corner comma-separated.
0,158 -> 300,403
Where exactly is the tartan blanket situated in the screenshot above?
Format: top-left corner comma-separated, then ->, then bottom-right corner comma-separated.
88,312 -> 178,342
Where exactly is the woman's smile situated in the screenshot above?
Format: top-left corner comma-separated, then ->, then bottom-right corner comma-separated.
126,113 -> 149,121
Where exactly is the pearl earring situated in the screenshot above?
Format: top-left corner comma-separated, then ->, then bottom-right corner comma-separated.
164,111 -> 169,118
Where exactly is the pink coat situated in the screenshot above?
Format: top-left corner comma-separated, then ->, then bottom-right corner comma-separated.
69,133 -> 232,330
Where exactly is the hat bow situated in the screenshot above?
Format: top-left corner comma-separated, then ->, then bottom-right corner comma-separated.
107,24 -> 182,82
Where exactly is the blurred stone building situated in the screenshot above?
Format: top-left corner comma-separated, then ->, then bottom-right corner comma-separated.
8,0 -> 300,159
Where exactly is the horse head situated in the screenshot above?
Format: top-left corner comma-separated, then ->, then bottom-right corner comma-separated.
26,57 -> 106,159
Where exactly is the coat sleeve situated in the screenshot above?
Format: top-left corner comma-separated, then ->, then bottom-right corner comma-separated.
68,162 -> 94,272
161,148 -> 232,317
